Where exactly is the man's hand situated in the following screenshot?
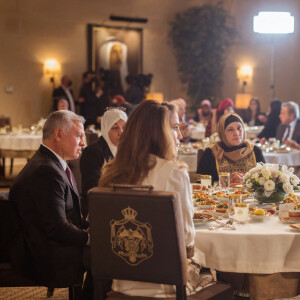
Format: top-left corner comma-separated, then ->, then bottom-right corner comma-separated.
284,140 -> 300,150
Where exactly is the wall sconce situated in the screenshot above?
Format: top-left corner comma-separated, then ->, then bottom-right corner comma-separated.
145,93 -> 164,103
237,65 -> 253,93
44,59 -> 61,88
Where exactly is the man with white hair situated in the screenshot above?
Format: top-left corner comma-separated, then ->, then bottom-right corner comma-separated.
276,101 -> 300,144
9,110 -> 88,288
171,98 -> 189,141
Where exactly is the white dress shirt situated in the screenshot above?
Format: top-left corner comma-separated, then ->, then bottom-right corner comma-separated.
283,118 -> 297,141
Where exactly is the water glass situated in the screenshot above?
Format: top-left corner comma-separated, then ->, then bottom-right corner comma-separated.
219,172 -> 230,188
234,203 -> 249,224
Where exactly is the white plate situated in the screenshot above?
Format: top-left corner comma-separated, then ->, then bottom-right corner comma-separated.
196,205 -> 215,210
216,196 -> 229,203
249,214 -> 270,221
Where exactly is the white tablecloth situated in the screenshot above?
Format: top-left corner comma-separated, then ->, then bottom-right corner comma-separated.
195,216 -> 300,274
0,134 -> 42,151
264,150 -> 300,167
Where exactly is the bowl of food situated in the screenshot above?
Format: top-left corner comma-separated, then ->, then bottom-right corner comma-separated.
249,208 -> 270,221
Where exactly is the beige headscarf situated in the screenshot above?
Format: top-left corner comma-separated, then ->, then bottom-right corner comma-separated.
211,113 -> 253,162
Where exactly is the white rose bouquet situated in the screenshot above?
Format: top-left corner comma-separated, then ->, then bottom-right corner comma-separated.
244,163 -> 300,200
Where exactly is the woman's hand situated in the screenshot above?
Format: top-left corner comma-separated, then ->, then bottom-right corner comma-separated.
230,172 -> 244,183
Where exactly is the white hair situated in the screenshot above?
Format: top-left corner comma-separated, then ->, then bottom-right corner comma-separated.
43,111 -> 85,140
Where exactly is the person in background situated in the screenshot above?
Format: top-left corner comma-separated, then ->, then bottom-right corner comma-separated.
57,98 -> 69,111
99,100 -> 214,297
52,75 -> 76,112
80,108 -> 127,218
194,99 -> 213,137
78,71 -> 99,128
111,94 -> 133,113
211,98 -> 235,133
171,98 -> 189,141
9,111 -> 88,288
197,113 -> 265,184
243,97 -> 265,126
258,99 -> 282,141
276,101 -> 300,144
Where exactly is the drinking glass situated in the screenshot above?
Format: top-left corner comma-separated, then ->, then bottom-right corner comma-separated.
234,203 -> 249,224
219,172 -> 230,188
228,195 -> 239,223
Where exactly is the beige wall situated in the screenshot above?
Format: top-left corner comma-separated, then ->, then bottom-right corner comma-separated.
1,0 -> 300,126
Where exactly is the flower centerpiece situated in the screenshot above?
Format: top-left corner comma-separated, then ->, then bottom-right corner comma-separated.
244,163 -> 300,203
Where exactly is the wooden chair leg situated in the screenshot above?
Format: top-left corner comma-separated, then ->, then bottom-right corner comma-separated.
47,287 -> 54,297
2,158 -> 5,178
176,285 -> 187,300
10,158 -> 14,175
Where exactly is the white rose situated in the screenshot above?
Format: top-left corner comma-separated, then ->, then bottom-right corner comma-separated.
258,177 -> 266,186
280,174 -> 289,183
290,175 -> 300,186
282,165 -> 288,172
283,182 -> 293,194
264,180 -> 275,192
252,173 -> 259,179
289,167 -> 295,173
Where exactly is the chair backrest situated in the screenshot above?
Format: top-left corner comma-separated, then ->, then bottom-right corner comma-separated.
197,148 -> 204,166
88,185 -> 187,287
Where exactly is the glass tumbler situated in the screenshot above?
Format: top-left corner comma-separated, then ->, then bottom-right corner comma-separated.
219,172 -> 230,188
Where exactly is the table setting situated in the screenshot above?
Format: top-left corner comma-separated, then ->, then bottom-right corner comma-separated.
192,162 -> 300,298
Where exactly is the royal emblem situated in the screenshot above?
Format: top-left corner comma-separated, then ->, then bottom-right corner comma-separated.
110,206 -> 153,266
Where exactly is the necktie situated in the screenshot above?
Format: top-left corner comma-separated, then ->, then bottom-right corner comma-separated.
283,125 -> 291,142
65,165 -> 74,188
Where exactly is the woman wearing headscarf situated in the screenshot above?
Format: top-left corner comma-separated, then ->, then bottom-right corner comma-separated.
257,99 -> 282,140
211,98 -> 235,134
197,113 -> 265,184
80,108 -> 127,217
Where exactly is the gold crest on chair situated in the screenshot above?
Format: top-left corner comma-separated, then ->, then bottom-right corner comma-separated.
110,206 -> 153,266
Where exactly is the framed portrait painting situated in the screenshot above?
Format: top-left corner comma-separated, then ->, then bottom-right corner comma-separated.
88,24 -> 143,95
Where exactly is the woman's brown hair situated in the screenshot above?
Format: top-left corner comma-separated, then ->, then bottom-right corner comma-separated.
99,100 -> 178,186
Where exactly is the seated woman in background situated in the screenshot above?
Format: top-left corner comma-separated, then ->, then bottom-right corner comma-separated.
257,99 -> 282,141
99,100 -> 214,297
243,97 -> 265,126
80,108 -> 127,217
197,113 -> 265,184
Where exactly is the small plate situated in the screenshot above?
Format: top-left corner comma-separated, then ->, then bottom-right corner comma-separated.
249,214 -> 270,221
216,196 -> 229,203
197,204 -> 215,210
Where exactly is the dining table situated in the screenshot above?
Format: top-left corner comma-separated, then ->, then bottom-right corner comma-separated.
194,204 -> 300,298
0,133 -> 42,177
263,149 -> 300,166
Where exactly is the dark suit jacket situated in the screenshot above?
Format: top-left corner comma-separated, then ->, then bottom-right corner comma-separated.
276,119 -> 300,143
80,136 -> 113,217
9,145 -> 88,287
52,86 -> 75,111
